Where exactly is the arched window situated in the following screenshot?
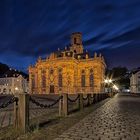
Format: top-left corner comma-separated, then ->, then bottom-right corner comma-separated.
81,70 -> 85,87
58,68 -> 62,87
89,69 -> 94,87
41,70 -> 46,88
50,69 -> 54,75
81,75 -> 85,87
89,74 -> 94,87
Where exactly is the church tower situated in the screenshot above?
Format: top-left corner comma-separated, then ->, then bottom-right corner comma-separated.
70,32 -> 83,54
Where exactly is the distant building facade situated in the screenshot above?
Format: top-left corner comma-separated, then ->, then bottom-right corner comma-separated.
29,32 -> 106,94
130,70 -> 140,93
0,75 -> 29,94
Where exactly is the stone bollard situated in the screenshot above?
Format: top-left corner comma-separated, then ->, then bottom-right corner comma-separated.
87,94 -> 92,105
59,93 -> 68,117
79,94 -> 84,110
59,94 -> 63,117
95,94 -> 98,102
97,94 -> 100,102
14,93 -> 29,134
63,93 -> 68,117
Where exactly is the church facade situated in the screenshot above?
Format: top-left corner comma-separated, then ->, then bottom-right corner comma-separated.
29,32 -> 106,94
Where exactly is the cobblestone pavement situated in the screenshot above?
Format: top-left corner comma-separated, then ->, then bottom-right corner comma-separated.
55,93 -> 140,140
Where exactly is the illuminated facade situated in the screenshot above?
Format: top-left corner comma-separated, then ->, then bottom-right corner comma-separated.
0,75 -> 29,94
29,32 -> 106,94
130,70 -> 140,93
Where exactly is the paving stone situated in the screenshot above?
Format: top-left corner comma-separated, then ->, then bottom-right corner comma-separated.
55,93 -> 140,140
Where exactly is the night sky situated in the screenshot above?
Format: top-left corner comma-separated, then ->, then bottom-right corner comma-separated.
0,0 -> 140,72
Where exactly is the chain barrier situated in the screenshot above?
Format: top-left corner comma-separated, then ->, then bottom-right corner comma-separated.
91,94 -> 96,99
68,95 -> 80,103
83,95 -> 88,101
0,97 -> 18,109
29,96 -> 63,108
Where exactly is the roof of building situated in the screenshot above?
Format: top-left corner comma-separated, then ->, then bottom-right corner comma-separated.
131,67 -> 140,75
0,69 -> 28,79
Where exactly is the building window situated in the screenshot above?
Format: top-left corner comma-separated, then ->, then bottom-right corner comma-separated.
3,88 -> 6,93
90,69 -> 93,73
138,87 -> 140,92
81,75 -> 85,87
58,74 -> 62,87
89,74 -> 94,87
58,68 -> 62,87
82,70 -> 85,74
42,70 -> 46,88
31,75 -> 35,89
50,69 -> 54,75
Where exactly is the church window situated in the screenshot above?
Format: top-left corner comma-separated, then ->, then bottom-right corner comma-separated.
58,68 -> 63,87
81,75 -> 85,87
81,70 -> 85,87
89,74 -> 94,87
41,70 -> 46,88
50,69 -> 54,75
89,69 -> 94,87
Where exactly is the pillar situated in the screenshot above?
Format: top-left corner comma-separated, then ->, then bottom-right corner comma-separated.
14,94 -> 29,133
79,94 -> 84,110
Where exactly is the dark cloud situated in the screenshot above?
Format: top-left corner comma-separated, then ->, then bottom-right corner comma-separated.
0,0 -> 140,70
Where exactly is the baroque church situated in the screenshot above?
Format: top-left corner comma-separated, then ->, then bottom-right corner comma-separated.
29,32 -> 106,94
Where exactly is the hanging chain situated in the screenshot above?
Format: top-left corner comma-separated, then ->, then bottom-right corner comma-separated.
29,96 -> 63,108
68,95 -> 80,102
0,97 -> 18,109
83,95 -> 88,100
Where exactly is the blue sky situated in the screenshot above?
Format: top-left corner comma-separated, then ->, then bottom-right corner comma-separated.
0,0 -> 140,72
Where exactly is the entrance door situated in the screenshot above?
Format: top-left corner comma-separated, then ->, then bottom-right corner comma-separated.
50,85 -> 54,93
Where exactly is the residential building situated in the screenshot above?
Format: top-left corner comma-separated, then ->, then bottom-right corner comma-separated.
0,74 -> 29,94
130,69 -> 140,93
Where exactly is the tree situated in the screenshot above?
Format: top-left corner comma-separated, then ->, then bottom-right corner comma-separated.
106,67 -> 130,89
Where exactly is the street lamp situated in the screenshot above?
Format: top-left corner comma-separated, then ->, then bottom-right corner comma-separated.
15,87 -> 19,94
104,78 -> 112,93
113,85 -> 119,91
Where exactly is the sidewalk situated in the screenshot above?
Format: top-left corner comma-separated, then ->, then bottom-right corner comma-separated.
55,93 -> 140,140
